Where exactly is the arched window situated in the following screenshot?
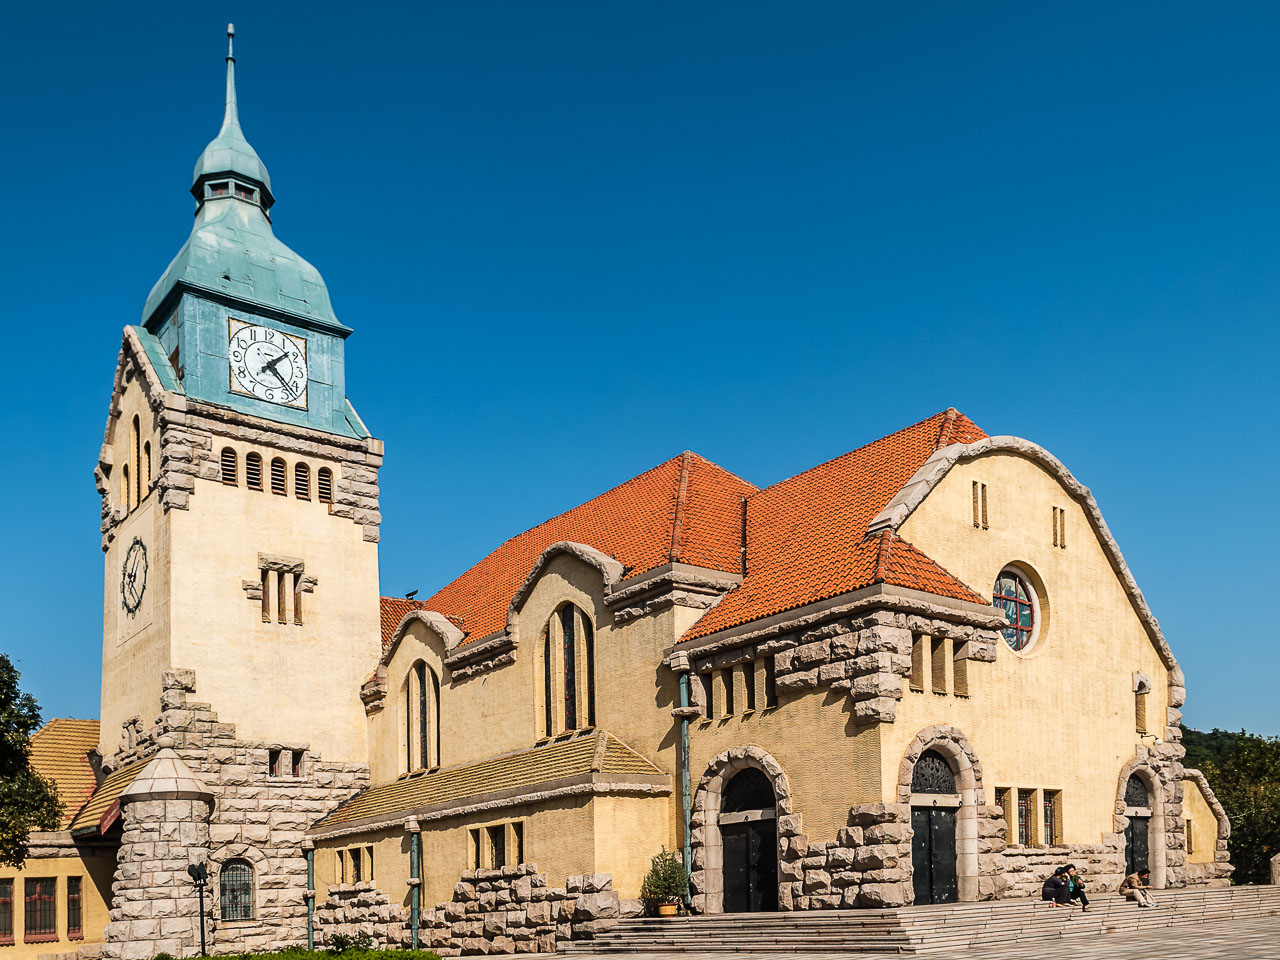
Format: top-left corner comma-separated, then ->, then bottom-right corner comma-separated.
294,463 -> 311,500
317,467 -> 333,503
121,464 -> 131,511
403,661 -> 442,772
221,447 -> 238,485
270,458 -> 287,496
721,768 -> 775,813
143,441 -> 151,494
219,859 -> 254,921
130,415 -> 142,506
911,750 -> 957,794
993,568 -> 1037,652
245,452 -> 263,491
542,604 -> 596,736
1124,774 -> 1150,809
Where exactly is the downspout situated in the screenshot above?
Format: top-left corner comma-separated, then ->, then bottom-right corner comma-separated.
670,651 -> 696,904
303,840 -> 315,950
406,819 -> 422,950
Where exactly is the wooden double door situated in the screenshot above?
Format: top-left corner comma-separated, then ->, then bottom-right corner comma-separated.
722,817 -> 778,913
1125,815 -> 1151,876
911,806 -> 958,905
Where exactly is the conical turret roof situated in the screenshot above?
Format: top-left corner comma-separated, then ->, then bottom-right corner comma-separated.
192,24 -> 272,196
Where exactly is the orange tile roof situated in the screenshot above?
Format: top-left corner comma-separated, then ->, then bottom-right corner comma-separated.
29,719 -> 101,828
381,452 -> 758,649
683,409 -> 988,639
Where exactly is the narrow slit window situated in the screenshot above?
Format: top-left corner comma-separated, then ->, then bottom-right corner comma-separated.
470,829 -> 482,870
351,848 -> 362,883
700,671 -> 714,719
260,568 -> 271,622
513,821 -> 524,865
337,850 -> 346,883
293,574 -> 303,625
931,637 -> 948,695
584,617 -> 595,728
542,624 -> 554,737
487,825 -> 506,869
981,483 -> 989,529
143,441 -> 152,492
268,749 -> 281,777
721,669 -> 735,717
1043,791 -> 1062,845
277,571 -> 287,623
221,447 -> 238,485
1017,789 -> 1037,846
246,452 -> 263,491
270,458 -> 287,495
561,606 -> 577,730
317,467 -> 333,503
121,464 -> 131,512
743,661 -> 756,712
0,878 -> 12,946
1186,820 -> 1194,856
1135,691 -> 1148,734
995,787 -> 1013,835
972,481 -> 981,528
295,462 -> 311,500
952,656 -> 969,697
131,415 -> 142,506
291,750 -> 303,776
763,656 -> 778,708
909,634 -> 925,691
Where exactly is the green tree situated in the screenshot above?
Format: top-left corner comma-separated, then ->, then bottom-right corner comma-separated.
1196,729 -> 1280,885
1181,727 -> 1247,772
0,654 -> 62,866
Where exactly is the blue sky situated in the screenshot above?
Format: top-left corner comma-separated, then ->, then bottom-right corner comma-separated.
1,2 -> 1276,734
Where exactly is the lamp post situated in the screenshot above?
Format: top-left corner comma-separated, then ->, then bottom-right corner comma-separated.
187,862 -> 209,956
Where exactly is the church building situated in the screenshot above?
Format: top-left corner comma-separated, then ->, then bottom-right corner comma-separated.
12,26 -> 1233,959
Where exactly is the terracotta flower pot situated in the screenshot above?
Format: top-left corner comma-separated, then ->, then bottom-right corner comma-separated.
657,901 -> 679,917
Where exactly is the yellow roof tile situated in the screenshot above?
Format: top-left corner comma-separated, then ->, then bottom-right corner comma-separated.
68,759 -> 145,836
29,719 -> 100,828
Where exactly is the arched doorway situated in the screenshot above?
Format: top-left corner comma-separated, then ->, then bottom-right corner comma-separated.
719,768 -> 778,913
1123,774 -> 1152,876
909,750 -> 960,905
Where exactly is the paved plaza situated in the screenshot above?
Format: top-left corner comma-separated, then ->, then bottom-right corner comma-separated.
567,913 -> 1280,960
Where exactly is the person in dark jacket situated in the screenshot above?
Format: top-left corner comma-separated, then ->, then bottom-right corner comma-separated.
1040,867 -> 1071,906
1064,864 -> 1090,911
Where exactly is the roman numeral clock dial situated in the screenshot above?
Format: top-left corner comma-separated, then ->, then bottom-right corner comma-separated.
228,319 -> 309,408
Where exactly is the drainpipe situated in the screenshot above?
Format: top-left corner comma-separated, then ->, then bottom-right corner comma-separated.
670,651 -> 698,902
406,819 -> 422,950
303,839 -> 315,950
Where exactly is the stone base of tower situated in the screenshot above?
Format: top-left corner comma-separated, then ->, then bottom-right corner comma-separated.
100,669 -> 369,958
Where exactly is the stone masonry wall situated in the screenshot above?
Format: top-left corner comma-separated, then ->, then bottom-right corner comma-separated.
314,867 -> 636,955
103,669 -> 370,957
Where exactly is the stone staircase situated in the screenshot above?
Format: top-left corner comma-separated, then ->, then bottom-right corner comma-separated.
563,886 -> 1280,955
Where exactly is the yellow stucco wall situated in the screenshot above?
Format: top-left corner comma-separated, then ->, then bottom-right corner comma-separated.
1183,777 -> 1218,864
895,452 -> 1172,843
0,850 -> 115,959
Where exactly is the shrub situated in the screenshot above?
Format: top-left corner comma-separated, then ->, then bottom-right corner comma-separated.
640,846 -> 689,902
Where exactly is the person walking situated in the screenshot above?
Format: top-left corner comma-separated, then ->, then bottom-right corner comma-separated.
1119,868 -> 1157,907
1064,864 -> 1090,911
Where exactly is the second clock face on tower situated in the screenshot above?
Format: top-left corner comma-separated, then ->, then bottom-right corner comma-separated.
228,319 -> 309,408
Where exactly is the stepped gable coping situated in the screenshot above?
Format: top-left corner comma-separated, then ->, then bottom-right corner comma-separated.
28,718 -> 101,829
866,434 -> 1181,676
379,451 -> 758,652
680,409 -> 991,643
307,729 -> 667,839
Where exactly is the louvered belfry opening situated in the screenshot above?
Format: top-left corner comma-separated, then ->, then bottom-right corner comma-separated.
270,457 -> 286,495
220,447 -> 238,485
245,452 -> 263,491
317,467 -> 333,503
294,462 -> 310,500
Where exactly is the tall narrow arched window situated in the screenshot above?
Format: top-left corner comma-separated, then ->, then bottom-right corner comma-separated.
317,467 -> 333,503
219,859 -> 254,921
121,464 -> 131,511
221,447 -> 238,485
430,666 -> 441,765
415,661 -> 429,769
561,605 -> 578,730
404,661 -> 442,771
245,452 -> 263,491
294,463 -> 311,500
130,415 -> 142,506
143,441 -> 151,494
543,604 -> 597,736
543,625 -> 554,737
270,458 -> 287,495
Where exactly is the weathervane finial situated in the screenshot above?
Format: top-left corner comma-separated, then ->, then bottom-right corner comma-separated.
227,23 -> 235,60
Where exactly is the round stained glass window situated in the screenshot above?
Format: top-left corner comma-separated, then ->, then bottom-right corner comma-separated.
993,569 -> 1037,652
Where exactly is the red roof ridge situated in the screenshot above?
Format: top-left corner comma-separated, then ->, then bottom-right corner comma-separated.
668,451 -> 694,562
935,407 -> 960,449
872,529 -> 894,583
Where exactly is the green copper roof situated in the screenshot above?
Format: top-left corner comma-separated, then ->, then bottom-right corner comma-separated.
192,25 -> 271,195
142,26 -> 344,330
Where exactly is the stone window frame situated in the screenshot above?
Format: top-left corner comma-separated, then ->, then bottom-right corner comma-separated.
209,843 -> 267,925
896,725 -> 986,902
690,746 -> 793,915
538,602 -> 597,738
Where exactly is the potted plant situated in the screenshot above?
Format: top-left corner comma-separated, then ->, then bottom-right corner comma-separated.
641,847 -> 689,917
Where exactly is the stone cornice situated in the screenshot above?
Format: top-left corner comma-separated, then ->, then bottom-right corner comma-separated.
866,435 -> 1180,680
304,771 -> 671,840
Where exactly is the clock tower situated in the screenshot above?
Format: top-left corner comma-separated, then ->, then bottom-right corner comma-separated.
97,27 -> 381,764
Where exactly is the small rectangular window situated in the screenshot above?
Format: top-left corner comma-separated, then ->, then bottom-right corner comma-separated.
67,876 -> 82,940
513,821 -> 524,866
700,671 -> 714,719
952,656 -> 969,697
763,656 -> 778,708
209,181 -> 230,197
909,635 -> 925,691
470,829 -> 481,870
487,825 -> 506,869
1043,790 -> 1062,845
981,483 -> 989,529
995,787 -> 1012,835
1017,789 -> 1036,846
972,481 -> 989,529
277,571 -> 287,624
24,877 -> 56,941
268,749 -> 282,777
742,661 -> 756,712
366,846 -> 374,882
0,878 -> 13,946
353,847 -> 364,882
291,750 -> 303,777
720,669 -> 734,717
337,850 -> 346,883
931,637 -> 948,695
234,183 -> 256,201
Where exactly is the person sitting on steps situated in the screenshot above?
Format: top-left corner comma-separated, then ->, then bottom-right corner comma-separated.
1041,866 -> 1071,907
1119,868 -> 1158,907
1064,864 -> 1090,912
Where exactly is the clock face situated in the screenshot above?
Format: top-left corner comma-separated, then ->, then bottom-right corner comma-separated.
121,537 -> 148,615
228,320 -> 309,408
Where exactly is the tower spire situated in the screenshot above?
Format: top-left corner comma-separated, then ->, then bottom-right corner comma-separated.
223,23 -> 241,134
